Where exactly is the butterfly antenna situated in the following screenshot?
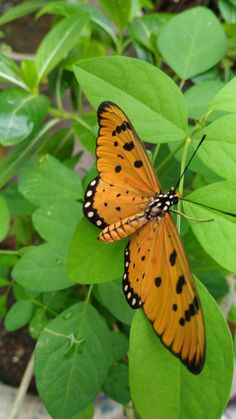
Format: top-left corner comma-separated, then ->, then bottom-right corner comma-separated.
174,135 -> 206,191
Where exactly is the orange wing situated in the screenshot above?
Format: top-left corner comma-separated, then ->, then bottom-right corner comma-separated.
84,102 -> 160,231
97,102 -> 160,195
123,213 -> 205,374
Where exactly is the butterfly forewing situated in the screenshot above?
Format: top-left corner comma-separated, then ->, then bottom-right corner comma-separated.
97,102 -> 160,194
123,214 -> 205,374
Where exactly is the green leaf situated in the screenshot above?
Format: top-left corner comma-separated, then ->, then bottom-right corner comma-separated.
99,0 -> 132,29
0,89 -> 49,146
21,59 -> 38,90
4,300 -> 33,331
218,0 -> 236,23
0,52 -> 26,89
129,280 -> 234,419
43,289 -> 70,312
33,201 -> 83,244
183,179 -> 236,272
129,13 -> 171,53
72,403 -> 94,419
158,7 -> 227,80
19,154 -> 83,206
0,278 -> 10,286
74,56 -> 187,143
36,14 -> 89,82
0,0 -> 50,25
73,115 -> 96,154
103,363 -> 130,404
184,80 -> 224,120
96,280 -> 134,325
197,114 -> 236,179
35,302 -> 112,418
12,243 -> 73,292
0,196 -> 10,241
29,308 -> 49,339
38,128 -> 74,160
67,218 -> 125,284
110,331 -> 129,362
0,119 -> 58,189
209,76 -> 236,113
1,183 -> 35,216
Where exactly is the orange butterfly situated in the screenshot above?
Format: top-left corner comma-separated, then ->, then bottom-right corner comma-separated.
83,102 -> 205,374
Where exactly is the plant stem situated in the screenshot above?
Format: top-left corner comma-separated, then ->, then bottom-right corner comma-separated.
0,250 -> 19,256
179,79 -> 185,90
151,143 -> 161,165
55,68 -> 63,111
157,141 -> 184,172
85,284 -> 93,304
8,351 -> 35,419
176,137 -> 191,233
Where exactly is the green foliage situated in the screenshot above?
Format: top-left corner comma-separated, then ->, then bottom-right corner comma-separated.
0,1 -> 235,418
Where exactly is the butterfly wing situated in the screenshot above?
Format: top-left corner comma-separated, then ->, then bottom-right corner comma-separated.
84,101 -> 160,229
123,213 -> 205,374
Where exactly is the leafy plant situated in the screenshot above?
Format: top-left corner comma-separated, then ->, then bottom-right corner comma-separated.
0,1 -> 235,418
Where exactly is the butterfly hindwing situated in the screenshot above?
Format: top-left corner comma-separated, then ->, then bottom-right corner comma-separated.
123,214 -> 205,374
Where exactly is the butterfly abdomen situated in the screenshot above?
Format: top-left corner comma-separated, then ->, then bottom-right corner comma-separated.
99,213 -> 148,242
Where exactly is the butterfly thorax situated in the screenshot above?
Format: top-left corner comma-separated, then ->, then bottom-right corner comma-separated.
145,189 -> 179,220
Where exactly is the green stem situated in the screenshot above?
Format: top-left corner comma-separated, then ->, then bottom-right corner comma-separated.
179,79 -> 185,90
85,284 -> 93,304
151,143 -> 161,166
56,68 -> 63,111
176,137 -> 191,233
0,250 -> 20,256
49,107 -> 95,134
31,299 -> 57,316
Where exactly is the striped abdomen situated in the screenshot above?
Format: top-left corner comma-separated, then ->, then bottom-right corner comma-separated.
98,213 -> 147,243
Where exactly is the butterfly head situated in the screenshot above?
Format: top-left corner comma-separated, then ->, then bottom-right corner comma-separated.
145,188 -> 179,220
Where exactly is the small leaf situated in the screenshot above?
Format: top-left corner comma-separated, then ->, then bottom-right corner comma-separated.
158,7 -> 227,80
96,280 -> 134,325
67,218 -> 125,284
12,243 -> 73,292
99,0 -> 132,29
0,89 -> 49,146
33,201 -> 83,244
0,196 -> 10,241
36,14 -> 89,82
184,80 -> 224,120
197,114 -> 236,179
4,300 -> 33,331
0,0 -> 49,25
35,303 -> 112,418
74,56 -> 187,143
19,154 -> 83,206
39,128 -> 74,160
29,308 -> 49,339
110,331 -> 129,362
0,52 -> 25,88
129,280 -> 234,419
103,362 -> 130,404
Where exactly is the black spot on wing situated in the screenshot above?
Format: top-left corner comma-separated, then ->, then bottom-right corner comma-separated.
115,165 -> 122,173
123,141 -> 134,151
176,275 -> 186,294
154,277 -> 162,287
134,160 -> 143,168
169,249 -> 177,266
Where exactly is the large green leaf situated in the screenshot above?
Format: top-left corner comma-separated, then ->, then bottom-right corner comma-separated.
158,7 -> 227,80
209,76 -> 236,113
35,302 -> 112,419
19,154 -> 83,206
12,243 -> 73,292
197,114 -> 236,179
0,89 -> 49,146
74,56 -> 187,143
129,280 -> 233,419
183,179 -> 236,272
67,218 -> 125,284
33,201 -> 83,244
36,14 -> 89,82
